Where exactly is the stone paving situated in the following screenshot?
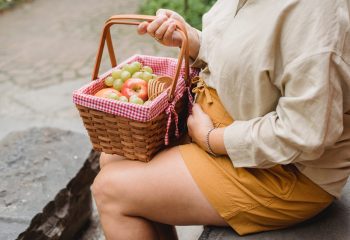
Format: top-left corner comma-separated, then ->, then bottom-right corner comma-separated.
0,128 -> 91,240
0,0 -> 177,139
0,0 -> 201,239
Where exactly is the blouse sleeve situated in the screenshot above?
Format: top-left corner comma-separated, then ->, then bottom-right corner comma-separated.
223,52 -> 346,168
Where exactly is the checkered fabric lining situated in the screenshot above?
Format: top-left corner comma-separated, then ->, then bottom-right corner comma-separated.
72,55 -> 199,122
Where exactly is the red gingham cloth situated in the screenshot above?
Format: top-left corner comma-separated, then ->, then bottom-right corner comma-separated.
73,55 -> 199,144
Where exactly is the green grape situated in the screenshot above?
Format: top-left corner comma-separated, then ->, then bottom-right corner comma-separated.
108,92 -> 119,100
142,71 -> 153,82
111,69 -> 122,79
123,64 -> 136,75
152,74 -> 158,79
129,95 -> 144,105
130,61 -> 142,73
142,66 -> 153,74
121,71 -> 131,82
132,71 -> 143,79
119,96 -> 128,102
104,76 -> 114,87
122,64 -> 130,71
113,79 -> 124,91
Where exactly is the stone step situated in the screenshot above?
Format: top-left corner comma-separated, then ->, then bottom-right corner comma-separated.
0,127 -> 94,240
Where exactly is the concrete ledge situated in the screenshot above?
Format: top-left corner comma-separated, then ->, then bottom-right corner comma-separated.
17,150 -> 100,240
199,182 -> 350,240
0,128 -> 96,240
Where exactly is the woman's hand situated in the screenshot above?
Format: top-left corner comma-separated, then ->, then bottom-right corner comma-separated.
137,9 -> 200,59
187,104 -> 228,156
137,9 -> 184,47
187,104 -> 215,150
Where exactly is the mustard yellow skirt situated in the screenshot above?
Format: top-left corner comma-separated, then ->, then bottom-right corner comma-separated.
179,87 -> 334,235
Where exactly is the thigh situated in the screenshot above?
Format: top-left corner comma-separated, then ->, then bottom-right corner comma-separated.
95,147 -> 228,226
99,152 -> 125,168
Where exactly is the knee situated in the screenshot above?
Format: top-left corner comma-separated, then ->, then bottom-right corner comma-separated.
92,170 -> 116,207
99,152 -> 109,169
92,172 -> 105,206
99,152 -> 125,169
91,165 -> 127,208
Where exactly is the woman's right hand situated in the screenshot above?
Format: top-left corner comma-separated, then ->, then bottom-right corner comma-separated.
137,9 -> 200,59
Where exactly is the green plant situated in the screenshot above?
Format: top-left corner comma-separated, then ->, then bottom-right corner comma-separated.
0,0 -> 29,11
139,0 -> 217,30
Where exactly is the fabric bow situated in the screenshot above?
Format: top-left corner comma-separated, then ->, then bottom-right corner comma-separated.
165,100 -> 179,145
191,76 -> 213,104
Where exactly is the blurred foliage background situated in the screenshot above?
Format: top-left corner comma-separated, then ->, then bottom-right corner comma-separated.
0,0 -> 18,10
140,0 -> 217,29
0,0 -> 31,11
0,0 -> 14,10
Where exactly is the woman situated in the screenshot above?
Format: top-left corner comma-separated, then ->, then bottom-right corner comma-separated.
92,0 -> 350,239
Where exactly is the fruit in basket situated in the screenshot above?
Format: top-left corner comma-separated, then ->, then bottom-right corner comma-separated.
119,96 -> 128,102
142,66 -> 153,74
142,71 -> 153,82
113,78 -> 124,91
111,69 -> 122,79
130,61 -> 142,72
132,71 -> 152,82
121,78 -> 148,101
104,76 -> 114,87
122,64 -> 135,75
95,88 -> 122,99
121,71 -> 131,82
96,62 -> 158,104
108,92 -> 120,100
129,95 -> 144,105
123,61 -> 142,75
132,71 -> 143,79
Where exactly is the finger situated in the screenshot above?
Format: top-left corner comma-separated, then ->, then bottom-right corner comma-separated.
193,104 -> 210,121
192,104 -> 203,115
156,9 -> 173,18
187,128 -> 193,138
147,15 -> 168,37
187,115 -> 193,128
187,119 -> 193,137
137,22 -> 148,35
163,21 -> 177,42
159,9 -> 182,22
154,19 -> 171,40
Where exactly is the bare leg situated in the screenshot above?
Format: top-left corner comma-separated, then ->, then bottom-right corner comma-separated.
92,147 -> 227,240
98,152 -> 178,240
99,152 -> 125,169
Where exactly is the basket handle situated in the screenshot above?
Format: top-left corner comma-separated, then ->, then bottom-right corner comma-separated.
92,14 -> 190,102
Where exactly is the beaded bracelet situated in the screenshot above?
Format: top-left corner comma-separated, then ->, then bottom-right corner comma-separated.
206,127 -> 219,157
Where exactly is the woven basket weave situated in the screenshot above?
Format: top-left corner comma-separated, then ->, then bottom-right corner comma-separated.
75,96 -> 187,161
73,15 -> 197,162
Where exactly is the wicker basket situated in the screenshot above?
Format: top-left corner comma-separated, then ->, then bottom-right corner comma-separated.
148,76 -> 172,100
73,15 -> 197,162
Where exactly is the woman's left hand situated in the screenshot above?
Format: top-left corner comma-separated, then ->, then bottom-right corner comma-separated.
187,104 -> 214,150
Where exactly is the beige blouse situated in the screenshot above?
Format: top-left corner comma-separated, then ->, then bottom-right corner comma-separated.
192,0 -> 350,198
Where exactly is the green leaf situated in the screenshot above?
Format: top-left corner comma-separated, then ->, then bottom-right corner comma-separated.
139,0 -> 217,30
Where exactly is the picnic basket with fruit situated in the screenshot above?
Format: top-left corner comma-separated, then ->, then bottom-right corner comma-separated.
73,15 -> 198,162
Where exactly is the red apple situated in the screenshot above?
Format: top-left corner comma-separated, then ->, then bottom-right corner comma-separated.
121,78 -> 148,101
